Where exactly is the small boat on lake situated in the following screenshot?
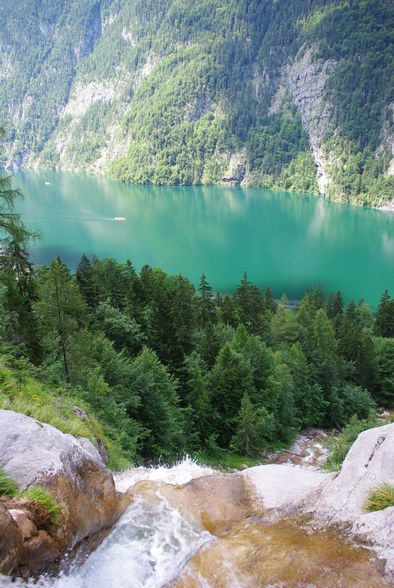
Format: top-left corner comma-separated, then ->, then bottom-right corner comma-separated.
114,216 -> 126,222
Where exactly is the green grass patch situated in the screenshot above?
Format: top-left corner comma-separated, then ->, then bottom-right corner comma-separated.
20,486 -> 63,525
364,483 -> 394,513
0,358 -> 129,470
0,466 -> 19,497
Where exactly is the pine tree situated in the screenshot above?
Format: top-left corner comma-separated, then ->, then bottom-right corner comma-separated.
76,254 -> 96,308
231,393 -> 261,456
262,287 -> 277,314
374,290 -> 394,337
34,257 -> 87,383
197,273 -> 215,326
209,343 -> 254,447
235,272 -> 251,327
130,347 -> 184,460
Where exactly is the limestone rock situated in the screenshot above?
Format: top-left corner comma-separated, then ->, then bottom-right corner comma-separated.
0,409 -> 120,576
313,423 -> 394,580
316,423 -> 394,518
242,464 -> 331,512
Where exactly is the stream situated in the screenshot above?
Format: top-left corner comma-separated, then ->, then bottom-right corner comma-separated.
0,458 -> 389,588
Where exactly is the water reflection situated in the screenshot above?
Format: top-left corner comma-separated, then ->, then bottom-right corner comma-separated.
14,170 -> 394,307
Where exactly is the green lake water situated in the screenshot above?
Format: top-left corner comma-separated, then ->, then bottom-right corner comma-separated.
14,170 -> 394,307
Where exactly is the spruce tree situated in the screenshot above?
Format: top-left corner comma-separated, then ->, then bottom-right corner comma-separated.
374,290 -> 394,337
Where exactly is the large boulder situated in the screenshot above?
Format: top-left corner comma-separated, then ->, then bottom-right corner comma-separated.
0,410 -> 120,577
313,423 -> 394,580
242,464 -> 331,513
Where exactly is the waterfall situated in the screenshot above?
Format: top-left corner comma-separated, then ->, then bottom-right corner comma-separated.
0,459 -> 213,588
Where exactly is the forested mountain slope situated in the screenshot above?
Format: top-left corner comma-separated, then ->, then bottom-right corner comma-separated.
0,0 -> 393,207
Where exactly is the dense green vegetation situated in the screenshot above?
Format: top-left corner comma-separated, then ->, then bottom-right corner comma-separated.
2,251 -> 393,465
1,137 -> 393,466
1,1 -> 393,206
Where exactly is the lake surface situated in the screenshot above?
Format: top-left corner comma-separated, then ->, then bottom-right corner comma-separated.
14,170 -> 394,307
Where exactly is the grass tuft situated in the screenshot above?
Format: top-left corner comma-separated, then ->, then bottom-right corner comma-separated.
0,466 -> 19,497
364,483 -> 394,513
20,486 -> 63,525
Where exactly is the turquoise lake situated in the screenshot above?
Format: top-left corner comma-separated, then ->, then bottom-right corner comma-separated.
14,170 -> 394,307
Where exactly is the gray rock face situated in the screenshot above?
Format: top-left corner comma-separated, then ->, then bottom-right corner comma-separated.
0,410 -> 119,578
285,47 -> 336,195
313,423 -> 394,581
242,464 -> 331,512
0,409 -> 104,490
316,423 -> 394,517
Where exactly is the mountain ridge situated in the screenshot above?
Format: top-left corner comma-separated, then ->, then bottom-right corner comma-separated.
0,0 -> 393,208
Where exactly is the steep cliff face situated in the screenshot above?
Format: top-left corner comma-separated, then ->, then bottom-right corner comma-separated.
0,0 -> 392,207
284,47 -> 336,195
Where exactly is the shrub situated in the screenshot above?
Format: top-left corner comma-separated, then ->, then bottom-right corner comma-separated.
364,483 -> 394,513
0,467 -> 18,497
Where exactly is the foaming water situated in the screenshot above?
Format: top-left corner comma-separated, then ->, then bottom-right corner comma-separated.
0,458 -> 388,587
115,457 -> 213,493
0,459 -> 213,588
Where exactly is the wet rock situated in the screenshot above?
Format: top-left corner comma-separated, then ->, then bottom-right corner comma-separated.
23,530 -> 60,574
129,474 -> 260,536
169,518 -> 389,588
0,409 -> 120,577
0,503 -> 22,575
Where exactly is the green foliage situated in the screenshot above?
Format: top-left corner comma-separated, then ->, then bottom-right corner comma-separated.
0,171 -> 391,467
374,290 -> 394,338
127,347 -> 184,460
364,483 -> 394,513
1,2 -> 392,205
373,337 -> 394,407
231,393 -> 275,457
0,466 -> 18,497
20,486 -> 62,526
0,357 -> 130,469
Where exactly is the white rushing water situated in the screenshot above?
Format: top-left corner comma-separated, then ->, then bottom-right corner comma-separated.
0,459 -> 213,588
115,456 -> 214,492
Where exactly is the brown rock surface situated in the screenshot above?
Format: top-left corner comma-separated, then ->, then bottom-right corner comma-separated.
169,518 -> 389,588
0,503 -> 22,575
129,473 -> 261,536
22,530 -> 61,574
0,409 -> 120,578
8,509 -> 38,542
